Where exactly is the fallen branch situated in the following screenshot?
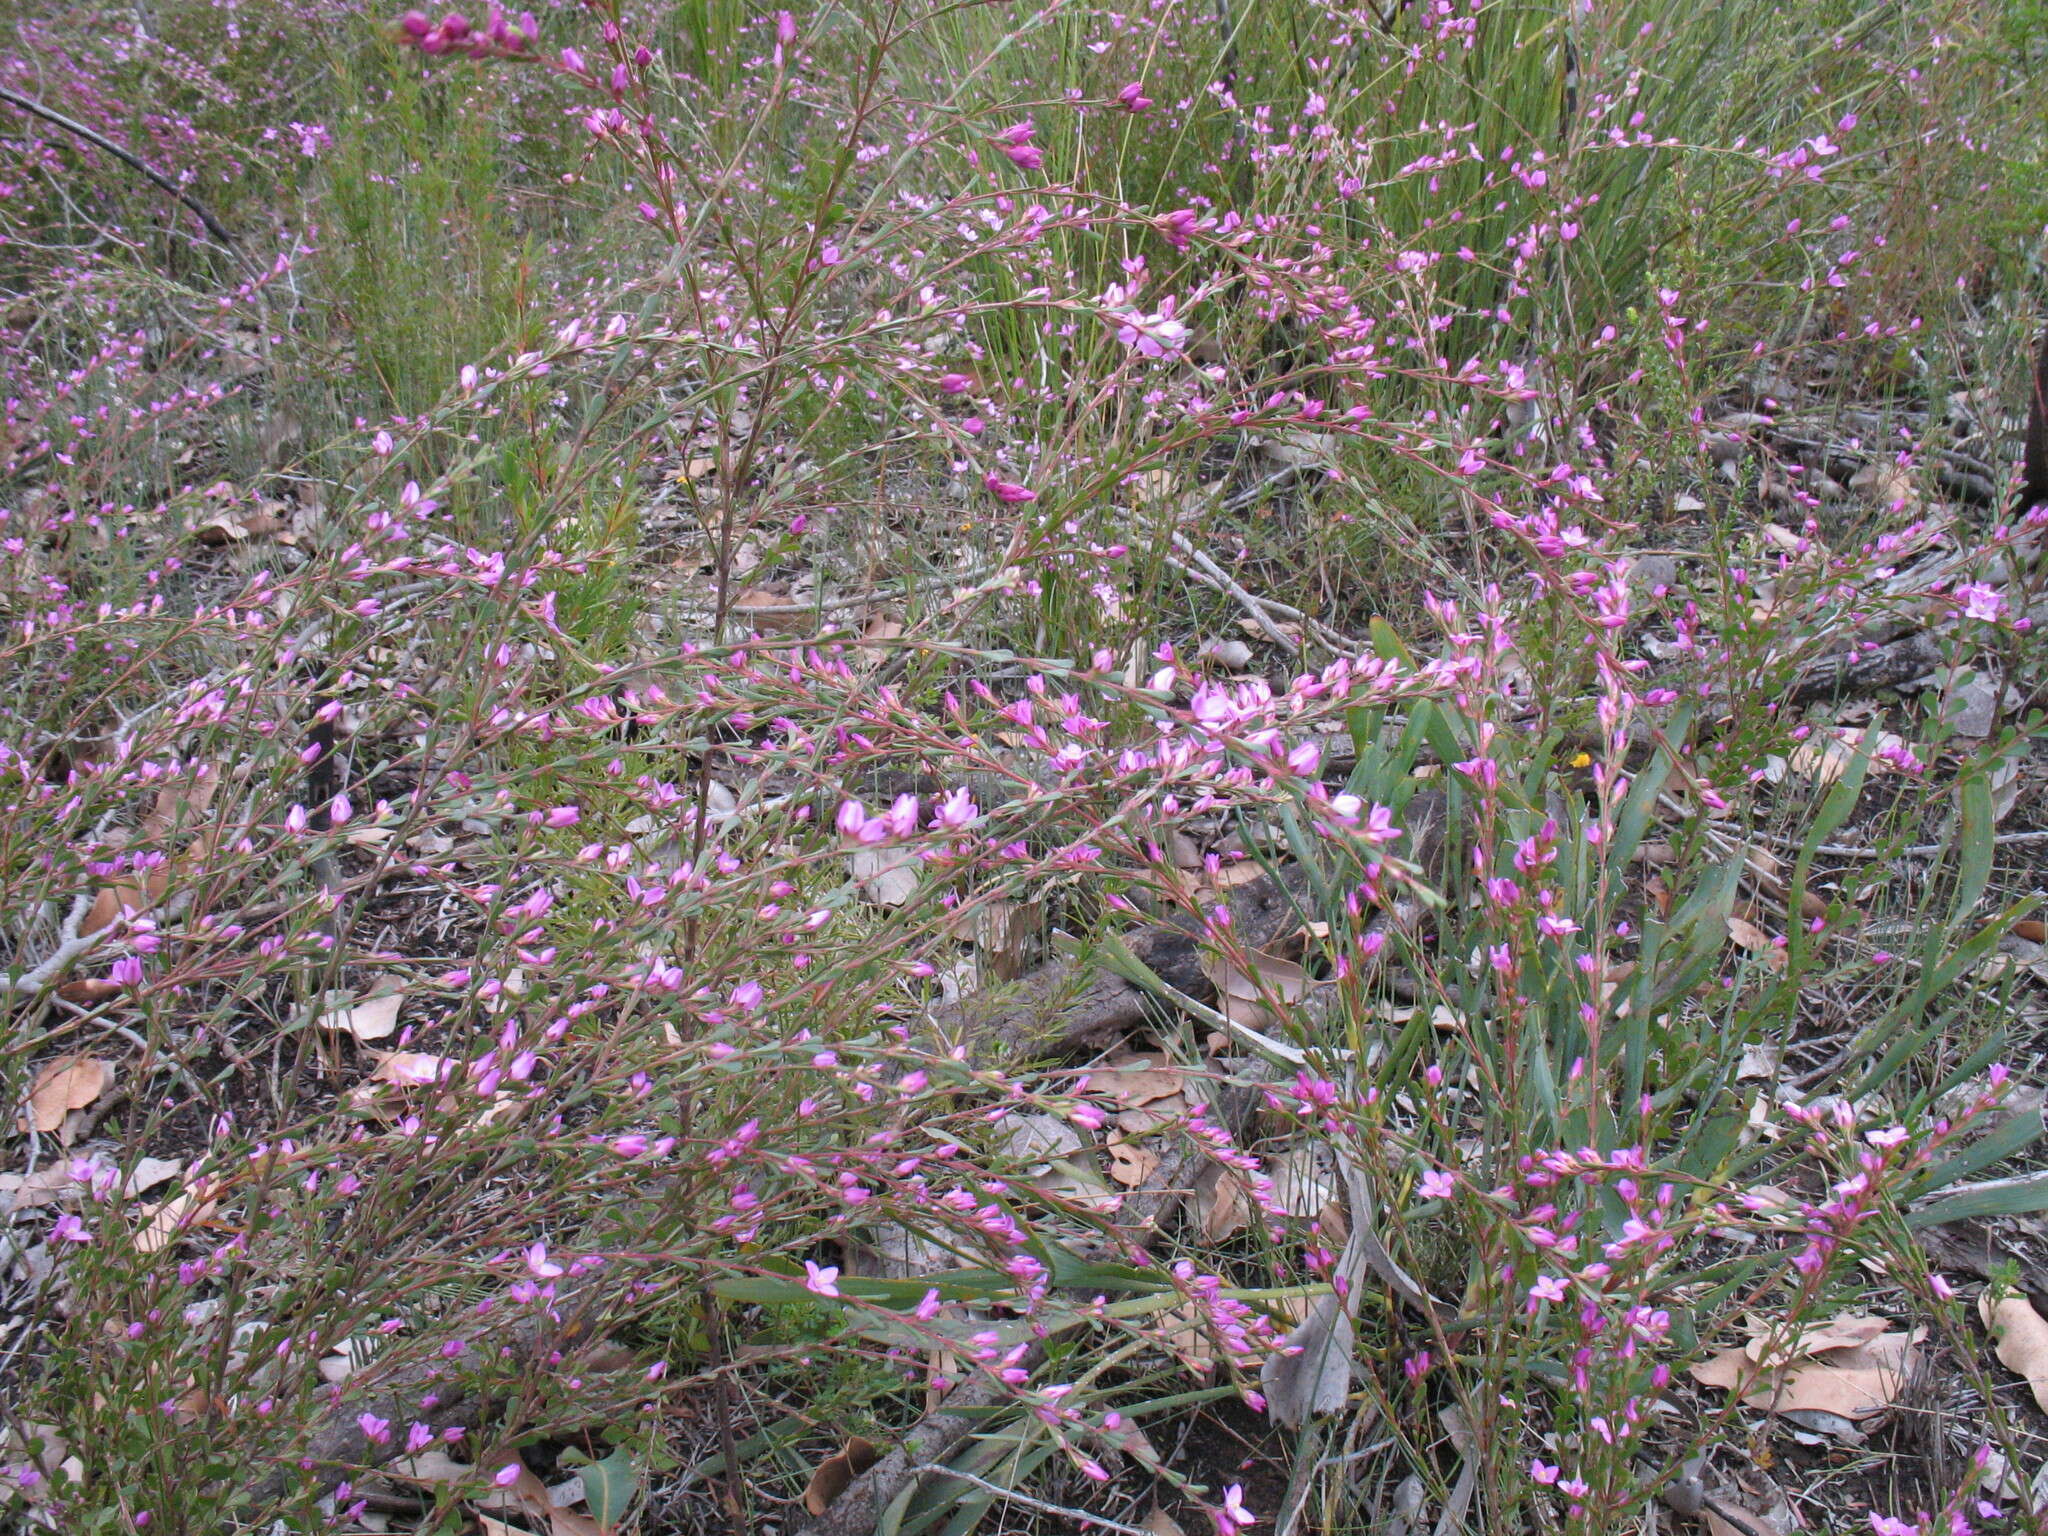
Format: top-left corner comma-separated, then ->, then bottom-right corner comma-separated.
0,84 -> 239,252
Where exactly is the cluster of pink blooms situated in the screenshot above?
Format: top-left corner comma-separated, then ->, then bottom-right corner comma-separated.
993,119 -> 1043,171
395,5 -> 539,59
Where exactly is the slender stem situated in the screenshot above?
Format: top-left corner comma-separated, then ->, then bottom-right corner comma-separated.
0,84 -> 240,251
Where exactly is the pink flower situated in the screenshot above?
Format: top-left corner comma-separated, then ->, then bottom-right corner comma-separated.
931,787 -> 979,830
356,1413 -> 391,1445
51,1213 -> 91,1244
835,798 -> 871,840
493,1463 -> 522,1488
939,372 -> 973,393
1159,209 -> 1203,250
1112,300 -> 1189,359
994,120 -> 1043,171
1215,1484 -> 1256,1531
880,793 -> 920,838
776,10 -> 797,45
984,473 -> 1037,503
1453,755 -> 1499,792
803,1260 -> 841,1298
1116,81 -> 1153,112
523,1243 -> 564,1280
1955,583 -> 2004,622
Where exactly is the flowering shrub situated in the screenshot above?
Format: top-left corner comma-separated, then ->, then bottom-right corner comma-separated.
1,0 -> 2044,1531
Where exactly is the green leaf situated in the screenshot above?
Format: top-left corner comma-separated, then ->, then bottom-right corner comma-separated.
1910,1175 -> 2048,1227
1949,770 -> 1995,927
710,1266 -> 1010,1308
1608,714 -> 1685,869
1369,617 -> 1415,669
1916,1108 -> 2046,1196
582,1446 -> 639,1531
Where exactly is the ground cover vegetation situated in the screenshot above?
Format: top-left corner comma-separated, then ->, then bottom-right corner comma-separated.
5,0 -> 2048,1532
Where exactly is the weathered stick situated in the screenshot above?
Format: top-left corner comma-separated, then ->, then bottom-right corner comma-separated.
0,84 -> 239,250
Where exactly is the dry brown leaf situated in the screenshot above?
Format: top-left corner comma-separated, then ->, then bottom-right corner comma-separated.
143,773 -> 219,840
1204,949 -> 1311,1006
730,586 -> 811,636
1646,872 -> 1674,920
1742,1313 -> 1888,1363
347,1051 -> 462,1118
1106,1139 -> 1162,1188
1032,1159 -> 1121,1213
1143,1508 -> 1187,1536
1117,1099 -> 1187,1136
191,502 -> 289,545
1092,1051 -> 1186,1108
318,989 -> 404,1042
856,613 -> 906,666
54,978 -> 124,1005
1850,460 -> 1919,511
1702,1475 -> 1801,1536
1788,727 -> 1906,786
849,846 -> 920,907
1259,1289 -> 1354,1423
135,1182 -> 221,1254
1269,1146 -> 1337,1219
389,1449 -> 476,1487
1193,1160 -> 1249,1242
1737,1042 -> 1784,1082
1197,638 -> 1255,672
123,1156 -> 183,1198
802,1436 -> 881,1516
1691,1317 -> 1919,1419
81,874 -> 165,935
1725,915 -> 1785,971
19,1056 -> 110,1135
477,1458 -> 602,1536
370,1051 -> 459,1089
1001,1114 -> 1084,1169
972,897 -> 1043,982
1980,1294 -> 2048,1413
0,1164 -> 81,1213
